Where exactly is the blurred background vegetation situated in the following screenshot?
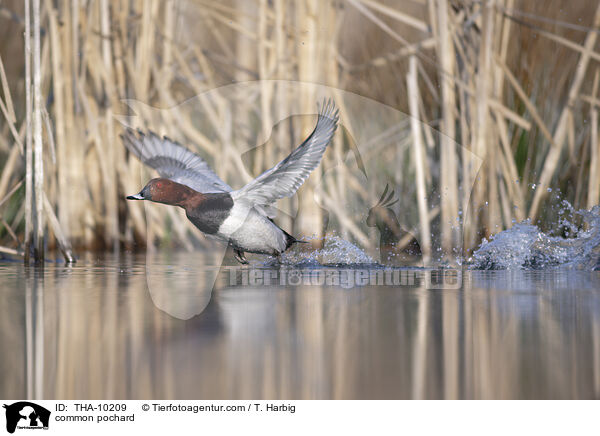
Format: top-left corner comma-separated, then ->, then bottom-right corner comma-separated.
0,0 -> 599,262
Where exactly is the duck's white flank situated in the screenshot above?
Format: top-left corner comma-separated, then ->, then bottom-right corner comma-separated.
217,204 -> 287,254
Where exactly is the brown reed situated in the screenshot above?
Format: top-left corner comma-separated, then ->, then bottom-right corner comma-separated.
0,0 -> 598,262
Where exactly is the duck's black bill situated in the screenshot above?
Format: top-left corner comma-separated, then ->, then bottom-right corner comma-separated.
126,193 -> 144,200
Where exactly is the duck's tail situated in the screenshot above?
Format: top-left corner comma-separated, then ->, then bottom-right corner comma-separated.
282,229 -> 308,251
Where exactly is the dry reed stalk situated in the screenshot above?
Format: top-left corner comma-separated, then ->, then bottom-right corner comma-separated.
418,97 -> 435,156
495,116 -> 525,220
79,86 -> 110,240
487,100 -> 530,131
342,37 -> 436,73
0,58 -> 23,154
356,0 -> 429,32
162,0 -> 175,84
43,193 -> 74,262
480,1 -> 501,234
32,0 -> 44,262
71,0 -> 81,112
0,179 -> 23,210
100,0 -> 118,249
112,9 -> 127,100
0,127 -> 10,153
167,53 -> 224,153
574,130 -> 589,209
441,50 -> 532,133
197,0 -> 271,21
323,1 -> 350,239
61,2 -> 83,245
494,56 -> 557,156
60,1 -> 79,243
204,7 -> 274,50
436,0 -> 463,384
0,246 -> 24,256
135,0 -> 154,101
436,0 -> 459,256
417,61 -> 439,104
588,69 -> 600,209
201,6 -> 234,60
23,0 -> 33,263
427,0 -> 438,44
407,55 -> 431,263
0,144 -> 19,202
11,198 -> 26,227
295,0 -> 324,241
498,177 -> 512,228
0,217 -> 18,244
257,0 -> 273,173
567,111 -> 578,164
529,3 -> 600,220
458,74 -> 475,252
0,58 -> 16,130
346,0 -> 409,46
274,0 -> 293,231
578,94 -> 600,108
104,108 -> 119,250
46,0 -> 70,244
523,23 -> 600,65
495,0 -> 514,86
41,108 -> 56,165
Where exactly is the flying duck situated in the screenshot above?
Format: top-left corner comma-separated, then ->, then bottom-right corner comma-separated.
124,99 -> 339,264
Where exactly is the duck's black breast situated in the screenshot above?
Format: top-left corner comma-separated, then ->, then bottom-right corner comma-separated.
185,193 -> 234,235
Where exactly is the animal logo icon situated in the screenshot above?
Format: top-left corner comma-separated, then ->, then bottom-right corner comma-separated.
2,402 -> 50,433
367,184 -> 422,266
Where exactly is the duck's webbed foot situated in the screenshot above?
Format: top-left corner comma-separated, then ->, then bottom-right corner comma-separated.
272,250 -> 284,266
234,249 -> 249,265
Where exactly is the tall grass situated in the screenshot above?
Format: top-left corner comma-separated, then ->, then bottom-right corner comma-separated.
0,0 -> 598,262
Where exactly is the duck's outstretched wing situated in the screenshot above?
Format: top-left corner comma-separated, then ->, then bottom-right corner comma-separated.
121,129 -> 232,193
231,99 -> 339,207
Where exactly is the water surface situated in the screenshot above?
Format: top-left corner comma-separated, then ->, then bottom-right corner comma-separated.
0,252 -> 599,399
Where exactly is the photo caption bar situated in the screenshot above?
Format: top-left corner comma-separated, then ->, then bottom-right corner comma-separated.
1,400 -> 596,435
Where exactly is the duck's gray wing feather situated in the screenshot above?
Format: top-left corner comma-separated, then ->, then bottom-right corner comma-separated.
232,99 -> 339,206
121,129 -> 232,193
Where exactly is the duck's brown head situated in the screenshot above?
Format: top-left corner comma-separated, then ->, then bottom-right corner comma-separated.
126,178 -> 197,207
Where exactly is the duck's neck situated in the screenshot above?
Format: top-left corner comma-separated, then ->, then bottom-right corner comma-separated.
159,183 -> 204,210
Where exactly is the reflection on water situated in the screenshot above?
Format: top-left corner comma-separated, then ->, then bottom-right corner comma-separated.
0,252 -> 599,399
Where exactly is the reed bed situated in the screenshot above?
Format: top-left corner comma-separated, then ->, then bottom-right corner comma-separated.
0,0 -> 598,263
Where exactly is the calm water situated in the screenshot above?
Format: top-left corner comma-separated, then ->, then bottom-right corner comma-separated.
0,252 -> 599,400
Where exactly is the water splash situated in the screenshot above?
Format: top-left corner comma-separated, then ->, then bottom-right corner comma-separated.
277,234 -> 377,267
468,205 -> 600,270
